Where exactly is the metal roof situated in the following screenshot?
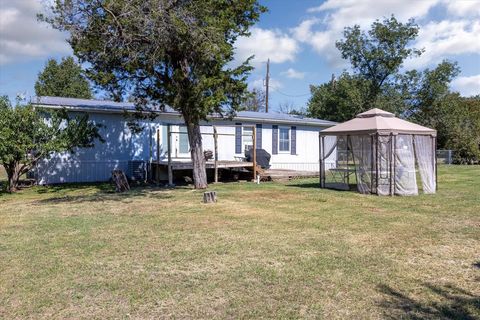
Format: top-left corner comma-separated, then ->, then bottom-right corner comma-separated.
31,96 -> 336,127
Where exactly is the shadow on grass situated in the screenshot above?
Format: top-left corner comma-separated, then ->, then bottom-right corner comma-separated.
378,283 -> 480,320
33,183 -> 175,205
285,182 -> 321,189
285,182 -> 358,192
35,182 -> 113,194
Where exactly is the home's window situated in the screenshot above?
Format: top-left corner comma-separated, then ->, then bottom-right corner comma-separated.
279,127 -> 290,152
161,125 -> 168,156
179,126 -> 189,154
242,126 -> 253,153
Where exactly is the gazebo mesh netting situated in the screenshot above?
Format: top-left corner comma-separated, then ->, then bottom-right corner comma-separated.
319,109 -> 437,196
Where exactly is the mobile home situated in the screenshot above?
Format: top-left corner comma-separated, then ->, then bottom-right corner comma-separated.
31,96 -> 336,184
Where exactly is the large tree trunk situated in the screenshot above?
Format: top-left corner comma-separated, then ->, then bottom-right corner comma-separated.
187,123 -> 208,189
4,162 -> 21,193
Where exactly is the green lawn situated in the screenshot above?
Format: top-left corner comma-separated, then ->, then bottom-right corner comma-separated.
0,166 -> 479,319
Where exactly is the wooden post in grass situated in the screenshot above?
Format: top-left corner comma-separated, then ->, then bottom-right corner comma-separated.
203,191 -> 217,203
252,125 -> 257,181
156,128 -> 160,182
167,124 -> 173,186
213,126 -> 218,183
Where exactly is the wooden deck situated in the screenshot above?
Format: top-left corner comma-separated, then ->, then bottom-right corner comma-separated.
260,169 -> 319,180
152,160 -> 318,183
154,160 -> 254,170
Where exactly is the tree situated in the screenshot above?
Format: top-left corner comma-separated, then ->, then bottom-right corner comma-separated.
0,97 -> 103,192
308,73 -> 370,122
278,101 -> 306,116
397,60 -> 460,122
43,0 -> 265,189
242,88 -> 266,112
306,15 -> 478,163
424,94 -> 480,163
308,16 -> 424,120
308,17 -> 462,124
335,15 -> 422,108
450,96 -> 480,163
35,56 -> 93,99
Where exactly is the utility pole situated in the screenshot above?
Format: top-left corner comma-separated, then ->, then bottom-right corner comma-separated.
265,58 -> 270,113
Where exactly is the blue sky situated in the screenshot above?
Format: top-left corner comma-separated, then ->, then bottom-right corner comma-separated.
1,0 -> 479,112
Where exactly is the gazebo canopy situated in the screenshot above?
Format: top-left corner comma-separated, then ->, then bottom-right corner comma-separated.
318,108 -> 437,196
321,108 -> 436,136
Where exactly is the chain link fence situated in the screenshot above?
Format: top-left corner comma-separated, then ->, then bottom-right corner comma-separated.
437,149 -> 453,164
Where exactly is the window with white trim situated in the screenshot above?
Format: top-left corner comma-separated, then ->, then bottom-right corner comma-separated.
179,126 -> 189,154
279,127 -> 290,152
242,126 -> 253,153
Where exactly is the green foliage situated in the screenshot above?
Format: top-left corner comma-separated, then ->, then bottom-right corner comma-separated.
335,15 -> 422,106
35,56 -> 93,99
429,94 -> 480,163
0,96 -> 103,191
397,60 -> 461,122
1,166 -> 479,318
277,101 -> 306,116
392,61 -> 478,162
241,88 -> 266,112
44,0 -> 264,120
306,16 -> 479,162
308,73 -> 370,122
308,16 -> 424,121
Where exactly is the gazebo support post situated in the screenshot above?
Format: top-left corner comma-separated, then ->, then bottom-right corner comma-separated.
252,126 -> 257,182
370,134 -> 374,194
346,135 -> 350,189
389,133 -> 394,196
349,135 -> 358,192
375,133 -> 379,195
321,135 -> 325,188
434,135 -> 437,192
412,135 -> 419,193
393,135 -> 397,195
319,133 -> 322,187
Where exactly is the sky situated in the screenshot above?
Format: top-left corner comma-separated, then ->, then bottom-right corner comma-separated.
1,0 -> 479,112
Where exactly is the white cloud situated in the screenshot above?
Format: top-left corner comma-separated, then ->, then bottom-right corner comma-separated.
451,74 -> 480,97
291,19 -> 340,65
249,77 -> 282,90
404,20 -> 480,69
292,18 -> 319,42
295,0 -> 480,70
294,0 -> 441,66
307,0 -> 438,22
443,0 -> 480,17
0,0 -> 70,65
235,27 -> 299,67
281,68 -> 306,79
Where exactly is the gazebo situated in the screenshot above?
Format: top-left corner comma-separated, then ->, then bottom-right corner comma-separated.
319,108 -> 437,196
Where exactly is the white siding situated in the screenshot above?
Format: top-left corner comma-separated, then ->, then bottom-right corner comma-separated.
35,113 -> 333,184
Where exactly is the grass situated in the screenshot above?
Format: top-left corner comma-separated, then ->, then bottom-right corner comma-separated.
0,166 -> 479,319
